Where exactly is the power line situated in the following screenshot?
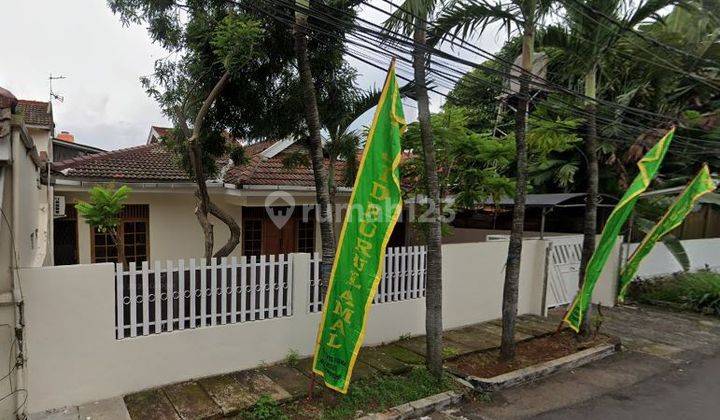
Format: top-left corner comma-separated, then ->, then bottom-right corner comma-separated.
229,0 -> 718,157
563,0 -> 720,68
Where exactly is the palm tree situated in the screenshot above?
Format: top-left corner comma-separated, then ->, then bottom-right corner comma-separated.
322,87 -> 383,208
540,0 -> 676,336
385,0 -> 445,378
435,0 -> 552,360
293,0 -> 337,288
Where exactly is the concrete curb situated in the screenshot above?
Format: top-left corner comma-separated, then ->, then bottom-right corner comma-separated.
359,390 -> 464,420
462,343 -> 617,392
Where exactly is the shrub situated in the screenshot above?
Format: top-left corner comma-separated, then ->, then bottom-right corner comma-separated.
633,270 -> 720,315
245,395 -> 287,420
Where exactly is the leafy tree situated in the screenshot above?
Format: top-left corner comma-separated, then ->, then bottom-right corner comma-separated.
145,13 -> 262,260
108,0 -> 359,266
76,185 -> 132,265
403,107 -> 516,208
436,0 -> 554,361
385,0 -> 447,379
540,0 -> 676,337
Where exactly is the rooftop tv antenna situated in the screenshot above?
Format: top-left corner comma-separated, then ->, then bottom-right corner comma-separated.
49,73 -> 66,103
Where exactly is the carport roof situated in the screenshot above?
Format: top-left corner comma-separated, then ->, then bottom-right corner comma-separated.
485,193 -> 619,207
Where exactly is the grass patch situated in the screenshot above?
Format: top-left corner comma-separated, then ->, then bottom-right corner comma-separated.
244,395 -> 288,420
631,270 -> 720,315
282,367 -> 457,419
285,349 -> 300,367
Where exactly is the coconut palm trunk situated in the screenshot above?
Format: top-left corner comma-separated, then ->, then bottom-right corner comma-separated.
412,21 -> 444,378
500,20 -> 534,362
578,65 -> 598,338
294,6 -> 335,291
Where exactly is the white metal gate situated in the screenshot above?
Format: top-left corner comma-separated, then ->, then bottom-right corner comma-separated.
546,235 -> 583,308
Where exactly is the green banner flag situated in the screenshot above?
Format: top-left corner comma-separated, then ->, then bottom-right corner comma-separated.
312,61 -> 405,393
563,128 -> 675,332
618,164 -> 716,301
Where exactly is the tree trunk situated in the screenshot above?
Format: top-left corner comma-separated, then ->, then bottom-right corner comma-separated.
578,66 -> 599,338
328,152 -> 337,221
500,27 -> 533,362
111,229 -> 126,266
188,140 -> 215,261
177,71 -> 243,261
413,23 -> 443,379
293,13 -> 335,293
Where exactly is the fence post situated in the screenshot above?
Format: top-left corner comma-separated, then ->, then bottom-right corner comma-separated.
292,253 -> 311,316
540,241 -> 552,317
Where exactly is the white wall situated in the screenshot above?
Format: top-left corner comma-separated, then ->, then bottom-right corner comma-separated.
22,240 -> 618,413
0,120 -> 47,418
61,191 -> 244,263
56,189 -> 349,263
622,238 -> 720,278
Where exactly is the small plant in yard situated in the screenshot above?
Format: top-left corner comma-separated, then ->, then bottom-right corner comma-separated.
285,349 -> 300,367
320,367 -> 457,419
245,395 -> 287,420
631,271 -> 720,315
442,346 -> 459,358
75,185 -> 131,265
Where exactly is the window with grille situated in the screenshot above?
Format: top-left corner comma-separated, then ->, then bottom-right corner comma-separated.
297,219 -> 315,253
92,204 -> 149,264
243,219 -> 262,256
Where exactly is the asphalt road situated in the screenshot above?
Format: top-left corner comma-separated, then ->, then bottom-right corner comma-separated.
535,352 -> 720,420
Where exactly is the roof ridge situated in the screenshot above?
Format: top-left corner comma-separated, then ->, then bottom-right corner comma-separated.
17,99 -> 50,105
53,143 -> 156,170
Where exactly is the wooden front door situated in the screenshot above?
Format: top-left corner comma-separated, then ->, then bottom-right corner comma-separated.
243,206 -> 309,257
262,218 -> 297,255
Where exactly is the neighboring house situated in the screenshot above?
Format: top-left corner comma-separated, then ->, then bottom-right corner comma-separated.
50,128 -> 364,265
13,99 -> 55,265
146,125 -> 171,144
15,99 -> 54,160
0,88 -> 50,418
448,193 -> 619,242
52,130 -> 104,162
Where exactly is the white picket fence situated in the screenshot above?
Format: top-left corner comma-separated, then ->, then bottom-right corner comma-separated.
115,247 -> 426,339
115,255 -> 293,339
308,246 -> 427,312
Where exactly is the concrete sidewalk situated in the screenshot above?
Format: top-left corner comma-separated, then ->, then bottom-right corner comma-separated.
33,305 -> 720,420
430,305 -> 720,419
31,314 -> 558,420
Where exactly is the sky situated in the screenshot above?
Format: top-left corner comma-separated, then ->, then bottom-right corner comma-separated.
1,0 -> 505,150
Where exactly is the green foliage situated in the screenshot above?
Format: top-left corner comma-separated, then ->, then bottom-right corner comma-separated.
111,0 -> 360,156
211,15 -> 264,74
75,185 -> 131,233
245,395 -> 288,420
284,349 -> 300,367
403,106 -> 513,206
632,271 -> 720,316
320,368 -> 455,419
229,143 -> 249,166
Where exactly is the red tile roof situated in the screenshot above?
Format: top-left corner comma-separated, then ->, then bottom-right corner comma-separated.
53,139 -> 353,188
16,99 -> 53,128
152,126 -> 172,138
53,143 -> 190,182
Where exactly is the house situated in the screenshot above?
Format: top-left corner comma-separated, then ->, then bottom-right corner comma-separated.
15,99 -> 54,160
1,88 -> 52,419
50,128 -> 361,265
52,130 -> 104,162
448,193 -> 620,242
